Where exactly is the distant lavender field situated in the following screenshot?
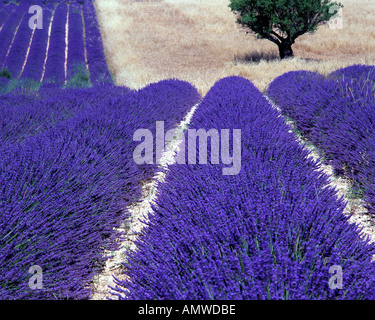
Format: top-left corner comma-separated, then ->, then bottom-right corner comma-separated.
0,79 -> 201,299
268,65 -> 375,219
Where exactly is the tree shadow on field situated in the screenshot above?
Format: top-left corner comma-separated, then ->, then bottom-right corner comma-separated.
234,51 -> 322,64
234,51 -> 280,64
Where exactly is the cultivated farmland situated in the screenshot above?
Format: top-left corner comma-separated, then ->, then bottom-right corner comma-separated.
0,0 -> 111,89
1,0 -> 375,302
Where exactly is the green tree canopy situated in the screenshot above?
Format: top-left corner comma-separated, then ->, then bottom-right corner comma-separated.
229,0 -> 343,59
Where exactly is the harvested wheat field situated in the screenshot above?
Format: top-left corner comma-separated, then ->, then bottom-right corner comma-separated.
95,0 -> 375,94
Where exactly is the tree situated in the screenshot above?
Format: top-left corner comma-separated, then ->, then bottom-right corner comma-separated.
229,0 -> 343,59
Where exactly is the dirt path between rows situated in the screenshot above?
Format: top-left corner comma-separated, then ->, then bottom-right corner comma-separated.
90,94 -> 375,300
19,21 -> 36,78
266,96 -> 375,259
40,7 -> 55,82
90,102 -> 200,300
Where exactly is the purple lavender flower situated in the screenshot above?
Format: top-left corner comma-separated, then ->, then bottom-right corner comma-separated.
43,3 -> 68,86
112,76 -> 375,300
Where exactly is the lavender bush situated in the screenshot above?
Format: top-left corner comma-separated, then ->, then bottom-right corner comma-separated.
267,65 -> 375,217
112,76 -> 375,300
21,5 -> 53,81
329,64 -> 375,82
267,70 -> 333,138
0,86 -> 126,148
67,2 -> 88,85
2,6 -> 33,79
83,1 -> 112,86
0,2 -> 4,24
0,1 -> 112,89
0,79 -> 200,299
0,76 -> 9,94
0,2 -> 16,28
0,2 -> 28,67
43,3 -> 67,86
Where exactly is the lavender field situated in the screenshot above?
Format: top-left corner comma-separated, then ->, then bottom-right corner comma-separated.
0,0 -> 110,89
1,0 -> 375,301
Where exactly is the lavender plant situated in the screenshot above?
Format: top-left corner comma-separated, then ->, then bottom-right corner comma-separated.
83,1 -> 112,86
21,5 -> 53,81
0,1 -> 112,88
112,76 -> 375,300
329,64 -> 375,82
43,3 -> 67,86
0,76 -> 9,94
267,65 -> 375,217
0,2 -> 28,67
0,2 -> 16,28
2,6 -> 33,79
67,2 -> 88,85
0,79 -> 200,299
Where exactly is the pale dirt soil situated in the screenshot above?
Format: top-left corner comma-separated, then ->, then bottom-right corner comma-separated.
64,8 -> 69,84
89,0 -> 375,299
40,7 -> 55,82
19,22 -> 36,78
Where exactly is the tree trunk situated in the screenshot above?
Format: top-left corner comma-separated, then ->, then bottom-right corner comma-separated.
278,41 -> 294,59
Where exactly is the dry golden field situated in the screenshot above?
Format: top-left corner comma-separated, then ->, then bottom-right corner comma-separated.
94,0 -> 375,95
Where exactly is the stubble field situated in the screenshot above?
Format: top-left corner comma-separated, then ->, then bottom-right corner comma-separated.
95,0 -> 375,95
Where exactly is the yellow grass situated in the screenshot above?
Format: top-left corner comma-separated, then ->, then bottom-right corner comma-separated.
95,0 -> 375,95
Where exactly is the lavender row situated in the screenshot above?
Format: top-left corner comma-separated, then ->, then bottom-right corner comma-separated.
42,3 -> 67,86
0,85 -> 130,148
2,5 -> 34,78
0,80 -> 200,299
67,2 -> 88,82
21,6 -> 53,81
329,64 -> 375,82
267,65 -> 375,215
83,1 -> 112,85
0,0 -> 94,3
1,1 -> 111,89
0,2 -> 28,67
112,76 -> 375,300
0,3 -> 16,28
0,76 -> 9,94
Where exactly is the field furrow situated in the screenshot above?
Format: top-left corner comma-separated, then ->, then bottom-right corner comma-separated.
0,2 -> 27,68
111,76 -> 375,300
43,3 -> 68,86
1,0 -> 375,302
